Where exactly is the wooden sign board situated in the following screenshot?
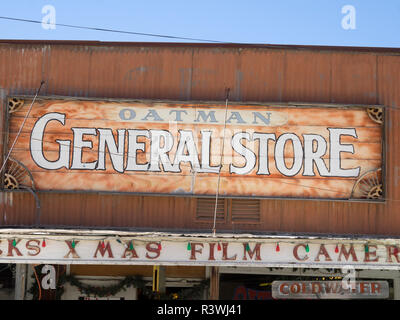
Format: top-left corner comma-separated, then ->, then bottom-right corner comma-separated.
5,97 -> 384,200
271,281 -> 389,299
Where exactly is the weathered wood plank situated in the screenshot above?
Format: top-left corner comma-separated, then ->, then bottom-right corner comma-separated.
6,99 -> 383,200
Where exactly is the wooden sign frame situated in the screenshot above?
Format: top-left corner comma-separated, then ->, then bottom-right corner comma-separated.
2,96 -> 386,202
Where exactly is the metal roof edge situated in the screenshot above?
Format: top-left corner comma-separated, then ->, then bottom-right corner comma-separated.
0,227 -> 399,243
10,94 -> 385,109
0,39 -> 399,54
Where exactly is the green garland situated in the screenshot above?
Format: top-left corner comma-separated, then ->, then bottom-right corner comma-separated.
28,270 -> 149,300
171,279 -> 209,300
57,274 -> 149,299
28,265 -> 209,300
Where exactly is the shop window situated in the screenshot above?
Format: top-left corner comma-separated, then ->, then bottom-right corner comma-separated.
219,273 -> 273,300
195,198 -> 261,224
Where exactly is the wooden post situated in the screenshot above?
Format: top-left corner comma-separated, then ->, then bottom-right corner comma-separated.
158,266 -> 166,294
394,278 -> 400,300
153,265 -> 166,295
209,266 -> 220,300
15,264 -> 27,300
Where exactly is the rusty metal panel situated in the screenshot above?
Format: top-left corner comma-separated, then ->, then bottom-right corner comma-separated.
0,45 -> 45,96
376,54 -> 400,235
282,50 -> 332,103
0,42 -> 398,236
86,46 -> 195,100
231,49 -> 287,102
190,48 -> 241,101
330,53 -> 378,105
44,46 -> 91,97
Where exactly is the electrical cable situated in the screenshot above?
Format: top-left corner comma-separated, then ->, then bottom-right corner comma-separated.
0,81 -> 44,175
212,88 -> 230,236
32,265 -> 42,300
0,16 -> 230,44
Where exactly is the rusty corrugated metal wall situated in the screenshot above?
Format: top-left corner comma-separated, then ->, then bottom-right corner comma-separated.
0,41 -> 399,237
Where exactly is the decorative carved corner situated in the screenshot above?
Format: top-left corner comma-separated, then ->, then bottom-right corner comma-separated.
4,157 -> 35,190
3,157 -> 41,224
367,107 -> 383,124
350,168 -> 383,200
7,97 -> 25,113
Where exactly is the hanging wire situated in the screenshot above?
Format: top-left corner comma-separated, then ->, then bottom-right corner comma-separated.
0,16 -> 230,44
212,88 -> 230,237
0,81 -> 44,175
32,265 -> 42,300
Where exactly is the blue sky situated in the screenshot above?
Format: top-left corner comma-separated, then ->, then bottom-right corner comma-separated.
0,0 -> 399,47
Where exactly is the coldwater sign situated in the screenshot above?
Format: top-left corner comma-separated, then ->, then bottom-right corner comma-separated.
6,97 -> 384,200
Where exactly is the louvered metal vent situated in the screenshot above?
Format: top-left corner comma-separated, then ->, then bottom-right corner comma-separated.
196,198 -> 226,222
231,199 -> 260,223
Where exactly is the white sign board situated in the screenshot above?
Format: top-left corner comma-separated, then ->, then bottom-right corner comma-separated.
1,235 -> 400,270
